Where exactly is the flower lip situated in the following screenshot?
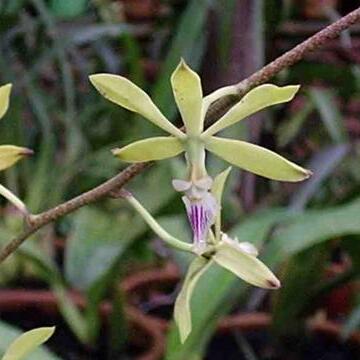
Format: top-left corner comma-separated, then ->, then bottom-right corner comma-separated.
183,193 -> 218,254
173,176 -> 219,253
172,176 -> 213,201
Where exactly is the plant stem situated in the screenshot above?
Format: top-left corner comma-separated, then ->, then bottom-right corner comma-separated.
205,6 -> 360,122
126,195 -> 193,253
185,138 -> 207,180
0,184 -> 28,215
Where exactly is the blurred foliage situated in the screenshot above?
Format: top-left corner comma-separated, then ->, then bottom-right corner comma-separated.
0,0 -> 359,359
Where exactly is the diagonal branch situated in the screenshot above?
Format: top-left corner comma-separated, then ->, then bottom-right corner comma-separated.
1,7 -> 359,263
206,6 -> 360,121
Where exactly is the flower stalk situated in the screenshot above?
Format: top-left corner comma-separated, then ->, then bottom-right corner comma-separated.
124,192 -> 193,253
0,184 -> 28,216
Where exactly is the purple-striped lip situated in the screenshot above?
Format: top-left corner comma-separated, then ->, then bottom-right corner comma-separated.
183,192 -> 218,253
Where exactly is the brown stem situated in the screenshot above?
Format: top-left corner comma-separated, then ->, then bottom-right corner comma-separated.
205,6 -> 360,121
1,7 -> 360,263
0,162 -> 151,262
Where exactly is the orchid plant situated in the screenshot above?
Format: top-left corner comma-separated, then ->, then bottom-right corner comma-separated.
0,84 -> 33,216
90,60 -> 311,342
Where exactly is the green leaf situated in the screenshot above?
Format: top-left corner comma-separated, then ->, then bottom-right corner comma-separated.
211,167 -> 232,241
205,136 -> 311,181
65,163 -> 183,291
174,257 -> 213,343
0,145 -> 33,171
50,0 -> 88,18
2,327 -> 55,360
0,84 -> 11,120
271,245 -> 328,336
276,101 -> 314,147
266,197 -> 360,262
309,87 -> 348,144
214,240 -> 280,289
112,136 -> 184,162
52,283 -> 88,344
203,84 -> 300,136
89,74 -> 184,138
171,60 -> 203,136
289,144 -> 348,211
65,207 -> 138,290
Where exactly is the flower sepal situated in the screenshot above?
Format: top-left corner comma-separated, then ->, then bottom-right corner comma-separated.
213,234 -> 281,289
0,83 -> 12,120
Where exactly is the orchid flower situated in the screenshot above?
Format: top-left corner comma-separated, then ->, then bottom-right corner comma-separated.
0,84 -> 33,215
122,167 -> 280,343
89,59 -> 310,181
90,60 -> 311,253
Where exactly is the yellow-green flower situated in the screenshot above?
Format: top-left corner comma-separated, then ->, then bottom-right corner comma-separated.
90,59 -> 311,182
90,60 -> 311,253
0,84 -> 33,214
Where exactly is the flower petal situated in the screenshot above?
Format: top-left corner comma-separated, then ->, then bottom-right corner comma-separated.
172,179 -> 192,192
2,326 -> 55,360
205,136 -> 312,182
214,241 -> 280,289
238,242 -> 259,256
203,84 -> 300,137
112,136 -> 184,163
174,257 -> 213,343
0,83 -> 12,120
0,145 -> 33,171
89,74 -> 184,138
211,167 -> 232,241
171,59 -> 203,136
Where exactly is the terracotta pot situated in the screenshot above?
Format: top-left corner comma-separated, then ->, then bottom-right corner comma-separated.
0,289 -> 164,360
